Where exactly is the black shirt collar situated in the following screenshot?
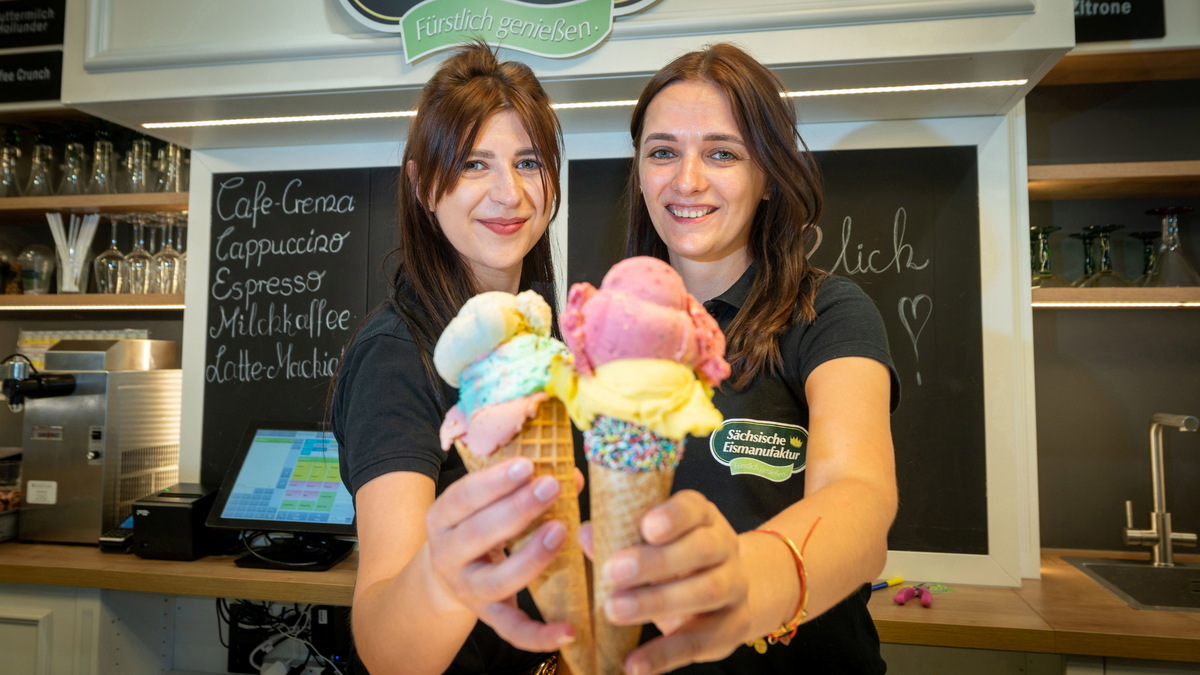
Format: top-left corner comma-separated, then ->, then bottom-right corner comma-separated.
704,262 -> 757,314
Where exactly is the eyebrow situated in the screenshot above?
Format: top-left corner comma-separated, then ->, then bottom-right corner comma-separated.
469,147 -> 539,159
643,132 -> 746,144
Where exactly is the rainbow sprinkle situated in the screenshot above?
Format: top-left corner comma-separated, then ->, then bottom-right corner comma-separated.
584,415 -> 684,473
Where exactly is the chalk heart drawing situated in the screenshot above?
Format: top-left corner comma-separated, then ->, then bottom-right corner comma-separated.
898,294 -> 932,384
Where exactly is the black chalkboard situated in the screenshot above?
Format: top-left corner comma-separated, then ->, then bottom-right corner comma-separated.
201,167 -> 398,485
565,146 -> 986,555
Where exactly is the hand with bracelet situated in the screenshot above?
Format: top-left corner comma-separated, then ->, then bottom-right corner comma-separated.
580,491 -> 816,675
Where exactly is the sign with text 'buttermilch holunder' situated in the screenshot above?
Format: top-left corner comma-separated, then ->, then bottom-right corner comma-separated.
338,0 -> 659,62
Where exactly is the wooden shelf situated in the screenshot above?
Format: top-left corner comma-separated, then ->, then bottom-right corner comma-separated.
0,193 -> 189,220
1027,161 -> 1200,201
0,293 -> 184,311
1031,287 -> 1200,308
1039,48 -> 1200,86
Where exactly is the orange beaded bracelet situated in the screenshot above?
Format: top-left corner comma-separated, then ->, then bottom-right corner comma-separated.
746,517 -> 821,650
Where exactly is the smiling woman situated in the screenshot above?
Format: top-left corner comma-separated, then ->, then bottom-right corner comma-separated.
615,43 -> 899,675
329,41 -> 571,675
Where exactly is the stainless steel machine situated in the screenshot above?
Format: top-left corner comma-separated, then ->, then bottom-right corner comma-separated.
9,340 -> 182,544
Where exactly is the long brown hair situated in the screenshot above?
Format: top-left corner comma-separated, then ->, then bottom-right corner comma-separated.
384,42 -> 562,405
624,43 -> 826,390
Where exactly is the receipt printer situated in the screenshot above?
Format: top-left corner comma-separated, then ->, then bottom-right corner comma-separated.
133,483 -> 218,561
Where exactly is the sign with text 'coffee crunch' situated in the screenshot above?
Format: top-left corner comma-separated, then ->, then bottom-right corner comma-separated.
338,0 -> 660,62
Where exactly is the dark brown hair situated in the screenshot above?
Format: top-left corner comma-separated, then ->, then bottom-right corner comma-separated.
383,42 -> 562,405
624,42 -> 827,390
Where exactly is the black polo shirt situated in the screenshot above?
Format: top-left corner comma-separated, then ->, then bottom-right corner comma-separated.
641,264 -> 898,674
333,295 -> 550,675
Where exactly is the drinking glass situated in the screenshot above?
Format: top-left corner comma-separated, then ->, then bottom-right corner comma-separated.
1077,224 -> 1132,287
18,244 -> 54,294
1069,227 -> 1098,287
23,136 -> 55,197
86,133 -> 118,195
92,214 -> 126,294
150,213 -> 183,294
122,136 -> 154,194
1143,207 -> 1200,287
0,132 -> 20,198
176,214 -> 187,293
121,214 -> 153,294
57,139 -> 88,196
1129,231 -> 1160,287
1031,226 -> 1070,288
156,144 -> 185,193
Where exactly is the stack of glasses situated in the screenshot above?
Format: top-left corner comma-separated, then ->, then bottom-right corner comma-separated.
92,212 -> 187,294
1031,206 -> 1199,289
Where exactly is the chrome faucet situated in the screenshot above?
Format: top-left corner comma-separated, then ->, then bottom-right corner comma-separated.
1124,413 -> 1199,567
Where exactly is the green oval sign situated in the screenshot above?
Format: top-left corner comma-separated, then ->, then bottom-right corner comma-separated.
338,0 -> 659,62
709,418 -> 807,482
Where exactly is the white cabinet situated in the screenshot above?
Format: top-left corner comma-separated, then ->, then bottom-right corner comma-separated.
60,0 -> 1074,147
0,584 -> 100,675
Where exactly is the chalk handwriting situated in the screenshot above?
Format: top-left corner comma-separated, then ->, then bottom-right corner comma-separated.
830,207 -> 930,275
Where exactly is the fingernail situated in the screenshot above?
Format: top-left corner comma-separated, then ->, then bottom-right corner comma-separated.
607,595 -> 637,621
556,630 -> 576,647
644,511 -> 670,541
533,476 -> 560,503
542,522 -> 566,550
605,556 -> 637,583
507,459 -> 533,482
627,659 -> 648,675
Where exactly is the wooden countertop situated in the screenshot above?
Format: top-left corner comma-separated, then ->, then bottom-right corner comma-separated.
1,543 -> 1197,662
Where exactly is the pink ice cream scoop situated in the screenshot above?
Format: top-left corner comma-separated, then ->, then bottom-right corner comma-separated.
561,256 -> 729,385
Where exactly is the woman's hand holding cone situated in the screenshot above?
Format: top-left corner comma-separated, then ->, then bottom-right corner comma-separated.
425,456 -> 579,652
580,490 -> 756,675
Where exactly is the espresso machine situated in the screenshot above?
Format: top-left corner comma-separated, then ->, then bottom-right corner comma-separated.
5,340 -> 182,544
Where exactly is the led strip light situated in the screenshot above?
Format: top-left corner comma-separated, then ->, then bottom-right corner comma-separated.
142,79 -> 1027,130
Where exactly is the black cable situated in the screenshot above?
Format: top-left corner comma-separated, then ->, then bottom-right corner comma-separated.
215,598 -> 229,649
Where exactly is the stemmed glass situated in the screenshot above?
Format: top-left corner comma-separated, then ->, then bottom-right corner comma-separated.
1031,226 -> 1070,288
121,213 -> 154,294
92,214 -> 127,294
1129,231 -> 1160,287
1143,207 -> 1200,287
1069,227 -> 1098,287
1077,224 -> 1132,287
150,213 -> 183,294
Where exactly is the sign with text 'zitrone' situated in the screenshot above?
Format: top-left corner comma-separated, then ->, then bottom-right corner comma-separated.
1074,0 -> 1164,43
338,0 -> 660,62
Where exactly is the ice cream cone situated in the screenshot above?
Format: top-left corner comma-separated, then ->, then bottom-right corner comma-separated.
455,398 -> 595,675
589,462 -> 675,675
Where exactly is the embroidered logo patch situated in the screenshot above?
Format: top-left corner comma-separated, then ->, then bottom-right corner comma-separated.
709,418 -> 807,482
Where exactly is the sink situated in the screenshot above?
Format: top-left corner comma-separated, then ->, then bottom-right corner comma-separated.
1066,556 -> 1200,613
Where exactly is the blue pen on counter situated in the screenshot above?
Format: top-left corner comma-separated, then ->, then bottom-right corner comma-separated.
872,576 -> 904,591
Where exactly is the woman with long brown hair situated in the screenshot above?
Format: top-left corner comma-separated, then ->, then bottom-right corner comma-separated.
331,42 -> 574,674
604,43 -> 900,673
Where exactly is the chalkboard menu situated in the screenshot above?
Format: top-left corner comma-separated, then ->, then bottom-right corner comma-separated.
201,168 -> 398,485
567,146 -> 986,555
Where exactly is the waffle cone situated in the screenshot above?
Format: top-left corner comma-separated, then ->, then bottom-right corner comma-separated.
455,398 -> 595,675
588,463 -> 675,675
